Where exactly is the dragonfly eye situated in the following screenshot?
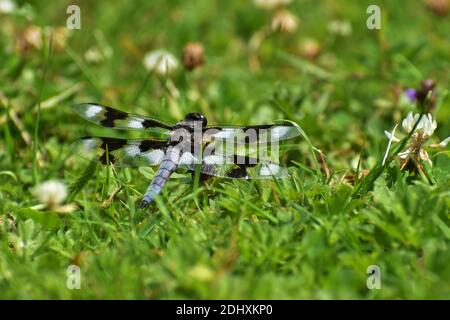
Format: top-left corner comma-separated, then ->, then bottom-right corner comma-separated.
185,113 -> 207,128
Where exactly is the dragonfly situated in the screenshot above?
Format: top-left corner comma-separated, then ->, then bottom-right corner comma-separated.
73,103 -> 301,208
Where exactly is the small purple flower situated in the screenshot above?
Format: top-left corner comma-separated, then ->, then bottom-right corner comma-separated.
405,88 -> 417,102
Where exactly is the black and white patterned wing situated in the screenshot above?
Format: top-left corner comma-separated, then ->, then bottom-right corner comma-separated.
204,122 -> 301,144
179,148 -> 289,179
199,155 -> 288,179
72,136 -> 167,167
73,103 -> 173,134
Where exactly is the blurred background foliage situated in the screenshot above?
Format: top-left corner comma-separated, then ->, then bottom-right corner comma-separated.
0,0 -> 449,299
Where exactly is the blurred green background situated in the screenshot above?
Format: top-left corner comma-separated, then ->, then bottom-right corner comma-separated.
0,0 -> 449,299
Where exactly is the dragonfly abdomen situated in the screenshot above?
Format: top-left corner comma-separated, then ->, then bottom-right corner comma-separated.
140,146 -> 181,208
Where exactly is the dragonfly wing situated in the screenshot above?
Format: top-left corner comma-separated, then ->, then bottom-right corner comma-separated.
177,146 -> 289,179
73,103 -> 173,134
72,136 -> 167,167
205,122 -> 302,144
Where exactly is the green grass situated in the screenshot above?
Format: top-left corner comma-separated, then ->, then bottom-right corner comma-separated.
0,0 -> 449,299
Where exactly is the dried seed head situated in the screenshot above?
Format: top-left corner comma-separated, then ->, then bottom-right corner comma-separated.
300,38 -> 321,59
425,0 -> 449,16
50,26 -> 71,51
344,169 -> 369,185
183,42 -> 204,70
16,26 -> 42,53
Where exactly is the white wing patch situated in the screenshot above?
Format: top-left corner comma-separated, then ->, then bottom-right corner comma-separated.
270,126 -> 291,140
209,125 -> 300,142
211,129 -> 235,139
259,163 -> 282,176
82,138 -> 98,151
144,149 -> 165,165
203,154 -> 225,165
179,152 -> 198,165
85,105 -> 103,118
128,119 -> 144,129
124,145 -> 141,157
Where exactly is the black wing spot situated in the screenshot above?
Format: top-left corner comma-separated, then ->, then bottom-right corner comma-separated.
100,107 -> 128,127
99,153 -> 115,164
139,140 -> 167,153
142,119 -> 172,130
230,155 -> 258,167
99,137 -> 127,152
227,166 -> 248,178
97,137 -> 127,165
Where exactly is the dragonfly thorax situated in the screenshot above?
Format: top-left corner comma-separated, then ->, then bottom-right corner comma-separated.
184,113 -> 207,128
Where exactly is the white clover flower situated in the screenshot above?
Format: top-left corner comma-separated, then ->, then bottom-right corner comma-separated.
400,111 -> 416,133
0,0 -> 16,13
385,112 -> 437,142
253,0 -> 292,10
419,114 -> 437,138
384,112 -> 447,168
143,50 -> 178,76
401,112 -> 437,138
32,180 -> 67,209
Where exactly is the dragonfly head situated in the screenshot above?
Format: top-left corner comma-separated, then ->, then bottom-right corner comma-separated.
184,113 -> 207,128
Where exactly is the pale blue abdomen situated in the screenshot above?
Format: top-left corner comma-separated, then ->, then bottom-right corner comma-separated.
140,147 -> 181,208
